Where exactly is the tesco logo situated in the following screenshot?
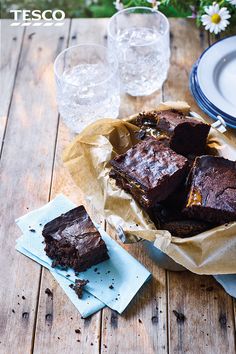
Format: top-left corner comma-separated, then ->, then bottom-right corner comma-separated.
10,9 -> 65,26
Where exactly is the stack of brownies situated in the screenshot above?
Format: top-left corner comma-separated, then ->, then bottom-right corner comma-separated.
109,109 -> 236,237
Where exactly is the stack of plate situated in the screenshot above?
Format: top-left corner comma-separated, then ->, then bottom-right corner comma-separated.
189,35 -> 236,129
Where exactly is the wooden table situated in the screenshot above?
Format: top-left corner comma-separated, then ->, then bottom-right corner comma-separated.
1,18 -> 236,354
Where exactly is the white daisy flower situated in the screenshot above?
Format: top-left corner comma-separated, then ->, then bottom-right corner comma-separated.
113,0 -> 124,11
201,3 -> 231,34
146,0 -> 161,10
227,0 -> 236,6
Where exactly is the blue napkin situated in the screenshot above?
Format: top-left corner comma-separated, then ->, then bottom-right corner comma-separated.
15,195 -> 151,317
16,237 -> 104,317
213,275 -> 236,298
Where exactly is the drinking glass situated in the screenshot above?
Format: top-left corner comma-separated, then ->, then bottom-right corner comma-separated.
54,44 -> 120,133
108,7 -> 170,96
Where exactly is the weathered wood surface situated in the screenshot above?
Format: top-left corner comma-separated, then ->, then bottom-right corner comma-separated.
0,20 -> 24,149
1,18 -> 236,354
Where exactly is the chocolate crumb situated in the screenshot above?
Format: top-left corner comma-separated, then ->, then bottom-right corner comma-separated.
75,329 -> 81,334
13,36 -> 17,41
71,34 -> 77,40
45,288 -> 53,298
104,344 -> 107,348
12,309 -> 15,313
17,303 -> 20,305
22,312 -> 29,319
59,36 -> 64,40
173,310 -> 186,323
39,223 -> 42,226
107,270 -> 110,273
91,343 -> 94,346
66,274 -> 70,277
77,339 -> 80,342
22,296 -> 25,300
109,285 -> 114,289
29,229 -> 36,233
71,317 -> 73,320
70,279 -> 89,299
138,319 -> 142,323
57,337 -> 60,340
94,268 -> 98,272
45,313 -> 52,321
97,272 -> 100,275
151,316 -> 158,324
28,32 -> 35,39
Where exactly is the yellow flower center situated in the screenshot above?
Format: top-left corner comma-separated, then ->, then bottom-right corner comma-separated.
211,14 -> 221,24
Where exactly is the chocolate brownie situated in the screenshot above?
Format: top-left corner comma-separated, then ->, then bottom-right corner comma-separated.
136,109 -> 210,155
42,206 -> 109,272
184,155 -> 236,224
149,203 -> 213,237
110,137 -> 188,208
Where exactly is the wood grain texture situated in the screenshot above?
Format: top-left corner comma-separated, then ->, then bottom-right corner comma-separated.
33,19 -> 109,354
0,20 -> 24,149
0,21 -> 70,354
164,19 -> 236,354
168,272 -> 236,354
101,241 -> 168,354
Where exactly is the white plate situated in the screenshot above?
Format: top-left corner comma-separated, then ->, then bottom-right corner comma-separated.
197,36 -> 236,118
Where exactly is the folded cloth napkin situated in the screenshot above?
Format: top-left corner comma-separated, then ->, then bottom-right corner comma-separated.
16,237 -> 104,317
213,275 -> 236,298
15,195 -> 151,317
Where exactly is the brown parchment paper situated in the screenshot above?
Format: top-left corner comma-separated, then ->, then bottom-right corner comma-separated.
63,101 -> 236,275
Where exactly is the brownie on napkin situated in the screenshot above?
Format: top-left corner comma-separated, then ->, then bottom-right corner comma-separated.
184,155 -> 236,224
110,137 -> 188,208
136,109 -> 210,156
42,206 -> 109,272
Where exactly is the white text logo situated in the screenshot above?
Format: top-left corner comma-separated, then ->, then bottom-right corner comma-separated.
10,9 -> 65,26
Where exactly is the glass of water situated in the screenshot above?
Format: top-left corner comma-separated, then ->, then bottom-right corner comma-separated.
108,7 -> 170,96
54,44 -> 120,133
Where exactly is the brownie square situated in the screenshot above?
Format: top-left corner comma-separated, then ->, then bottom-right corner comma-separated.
136,109 -> 210,156
110,137 -> 188,208
184,155 -> 236,224
42,206 -> 109,272
148,203 -> 215,237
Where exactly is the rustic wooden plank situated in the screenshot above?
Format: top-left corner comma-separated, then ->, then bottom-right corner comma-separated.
168,272 -> 236,354
164,19 -> 236,354
101,240 -> 168,354
0,20 -> 24,150
32,19 -> 110,354
0,21 -> 70,354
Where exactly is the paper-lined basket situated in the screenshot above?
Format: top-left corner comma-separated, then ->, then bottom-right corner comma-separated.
63,101 -> 236,275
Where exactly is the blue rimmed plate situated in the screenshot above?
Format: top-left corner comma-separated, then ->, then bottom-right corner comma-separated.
189,64 -> 236,129
194,36 -> 236,121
